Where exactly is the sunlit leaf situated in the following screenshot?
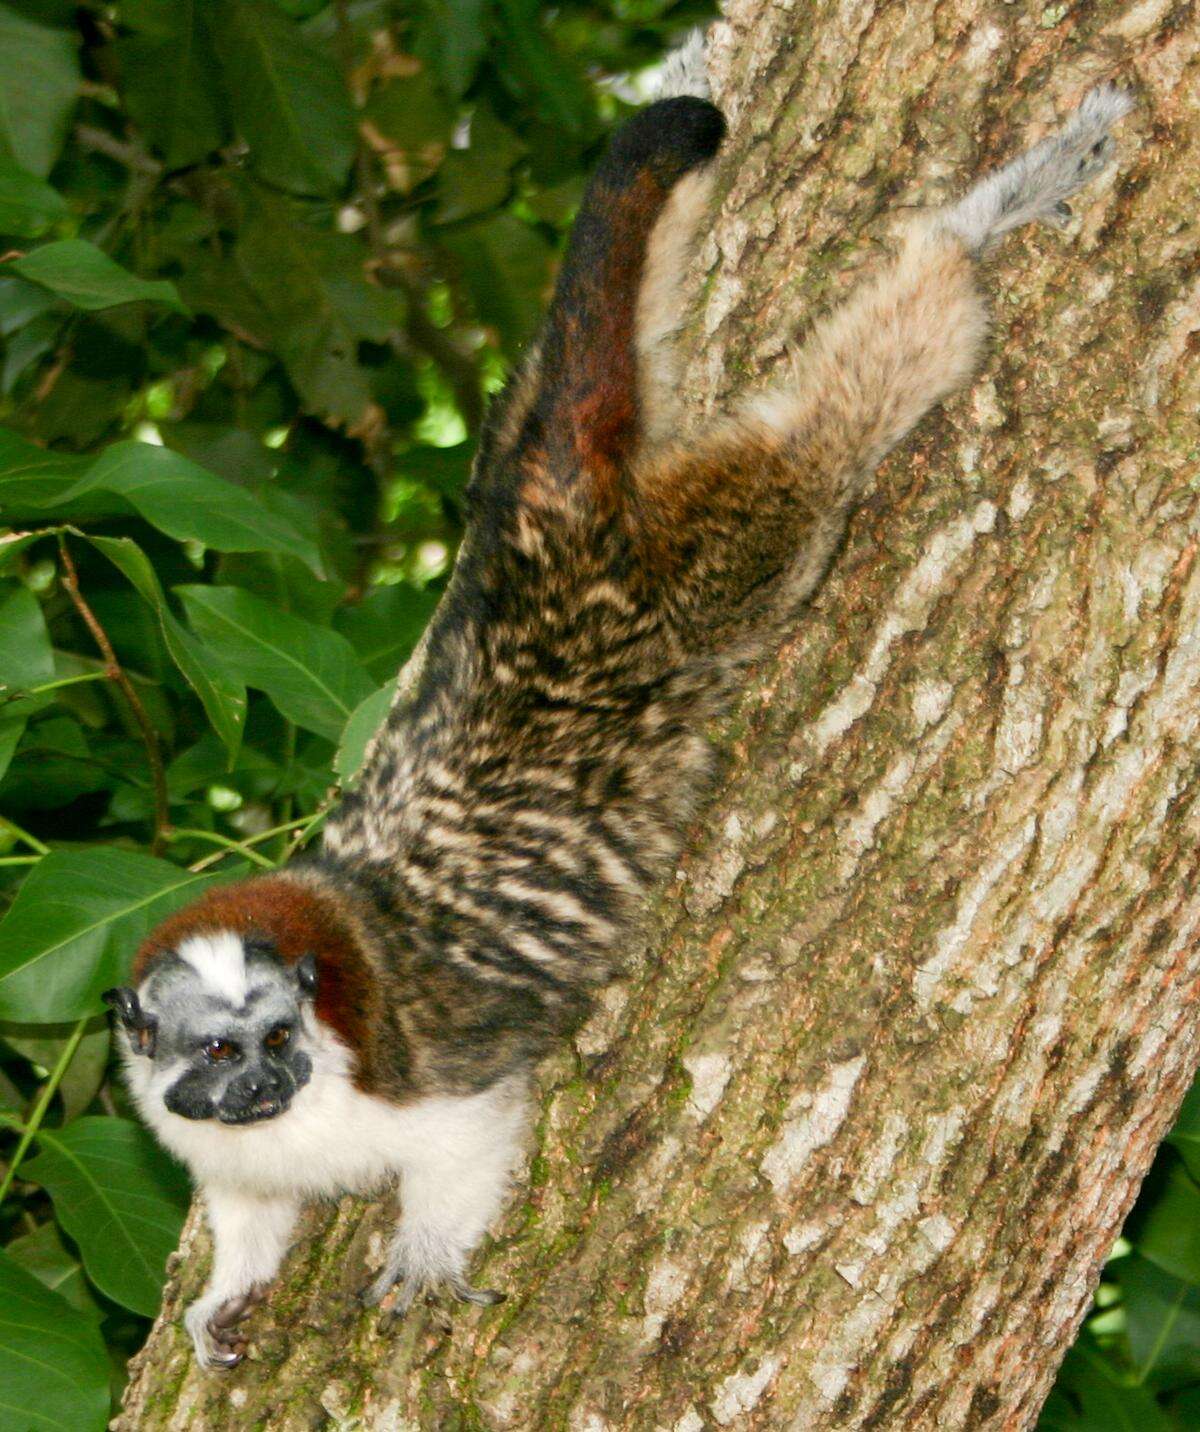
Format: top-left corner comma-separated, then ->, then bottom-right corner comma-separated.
84,533 -> 246,759
0,583 -> 54,692
23,1115 -> 190,1317
55,443 -> 323,576
178,584 -> 376,741
0,157 -> 67,237
0,1249 -> 110,1432
3,1221 -> 103,1322
0,848 -> 228,1021
0,6 -> 80,177
212,0 -> 356,195
117,0 -> 227,168
336,679 -> 395,781
4,240 -> 186,313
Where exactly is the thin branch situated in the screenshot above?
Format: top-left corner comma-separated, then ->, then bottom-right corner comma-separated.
170,827 -> 277,871
380,258 -> 486,435
0,815 -> 49,856
57,535 -> 170,856
185,810 -> 330,873
0,1017 -> 88,1208
74,123 -> 163,176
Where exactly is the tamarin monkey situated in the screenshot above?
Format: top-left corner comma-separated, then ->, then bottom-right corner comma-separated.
103,46 -> 1132,1367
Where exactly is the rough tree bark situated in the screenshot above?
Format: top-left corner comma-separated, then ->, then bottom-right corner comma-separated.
117,3 -> 1198,1428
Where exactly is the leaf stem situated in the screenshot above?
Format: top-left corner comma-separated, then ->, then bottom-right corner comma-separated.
170,827 -> 276,870
57,535 -> 171,856
186,809 -> 329,873
23,669 -> 111,697
0,1016 -> 88,1208
0,815 -> 50,856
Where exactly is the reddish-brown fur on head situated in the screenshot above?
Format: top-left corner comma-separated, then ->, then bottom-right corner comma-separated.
135,875 -> 380,1067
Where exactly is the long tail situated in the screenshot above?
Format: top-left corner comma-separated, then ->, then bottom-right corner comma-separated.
513,97 -> 725,498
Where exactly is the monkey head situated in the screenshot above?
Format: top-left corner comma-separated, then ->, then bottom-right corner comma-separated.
103,869 -> 378,1131
105,935 -> 317,1126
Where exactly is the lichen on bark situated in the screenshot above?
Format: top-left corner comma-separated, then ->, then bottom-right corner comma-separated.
118,3 -> 1200,1428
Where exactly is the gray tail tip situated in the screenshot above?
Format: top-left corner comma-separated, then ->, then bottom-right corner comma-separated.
655,30 -> 711,101
1075,83 -> 1135,130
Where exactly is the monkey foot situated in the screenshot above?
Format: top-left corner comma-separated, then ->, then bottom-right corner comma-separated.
359,1270 -> 505,1333
197,1286 -> 266,1368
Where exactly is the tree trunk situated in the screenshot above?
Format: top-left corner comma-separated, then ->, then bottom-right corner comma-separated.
117,4 -> 1198,1428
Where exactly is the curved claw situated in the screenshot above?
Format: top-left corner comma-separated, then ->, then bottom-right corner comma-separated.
449,1276 -> 506,1307
198,1286 -> 264,1368
362,1269 -> 506,1334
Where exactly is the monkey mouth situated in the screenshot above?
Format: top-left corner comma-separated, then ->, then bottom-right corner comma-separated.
217,1095 -> 292,1125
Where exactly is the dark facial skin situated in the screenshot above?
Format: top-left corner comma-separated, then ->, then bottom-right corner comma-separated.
107,947 -> 318,1127
163,1026 -> 313,1125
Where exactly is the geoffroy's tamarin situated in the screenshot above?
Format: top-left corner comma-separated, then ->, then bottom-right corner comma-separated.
103,54 -> 1132,1368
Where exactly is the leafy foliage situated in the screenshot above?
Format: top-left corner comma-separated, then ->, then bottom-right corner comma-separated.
0,0 -> 707,1419
0,1 -> 1186,1425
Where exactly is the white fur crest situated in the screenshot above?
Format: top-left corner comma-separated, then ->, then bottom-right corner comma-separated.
176,932 -> 249,1006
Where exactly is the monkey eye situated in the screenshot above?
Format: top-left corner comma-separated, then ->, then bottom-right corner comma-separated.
264,1025 -> 291,1051
203,1038 -> 239,1063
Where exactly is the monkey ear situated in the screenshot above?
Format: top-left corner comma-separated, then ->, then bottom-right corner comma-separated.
295,953 -> 319,997
101,987 -> 158,1057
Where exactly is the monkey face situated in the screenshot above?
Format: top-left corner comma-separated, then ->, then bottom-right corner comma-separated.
105,937 -> 317,1127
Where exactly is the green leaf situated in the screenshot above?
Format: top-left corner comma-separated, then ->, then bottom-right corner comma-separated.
1118,1252 -> 1200,1388
392,443 -> 474,502
83,533 -> 246,759
0,584 -> 53,692
434,104 -> 526,223
178,584 -> 376,741
414,0 -> 490,97
0,7 -> 80,177
441,212 -> 552,349
236,185 -> 403,425
54,442 -> 323,576
0,1248 -> 110,1432
116,1 -> 226,169
0,157 -> 67,237
336,679 -> 395,781
1137,1160 -> 1200,1285
0,848 -> 227,1021
1,1016 -> 110,1123
493,0 -> 593,137
1167,1068 -> 1200,1181
0,426 -> 84,513
212,0 -> 356,196
1048,1339 -> 1173,1431
364,67 -> 454,191
3,240 -> 186,313
23,1115 -> 190,1317
0,715 -> 25,783
335,583 -> 438,681
3,1221 -> 103,1322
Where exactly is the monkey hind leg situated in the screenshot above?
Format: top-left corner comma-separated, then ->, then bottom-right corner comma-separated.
630,223 -> 987,643
628,85 -> 1132,649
